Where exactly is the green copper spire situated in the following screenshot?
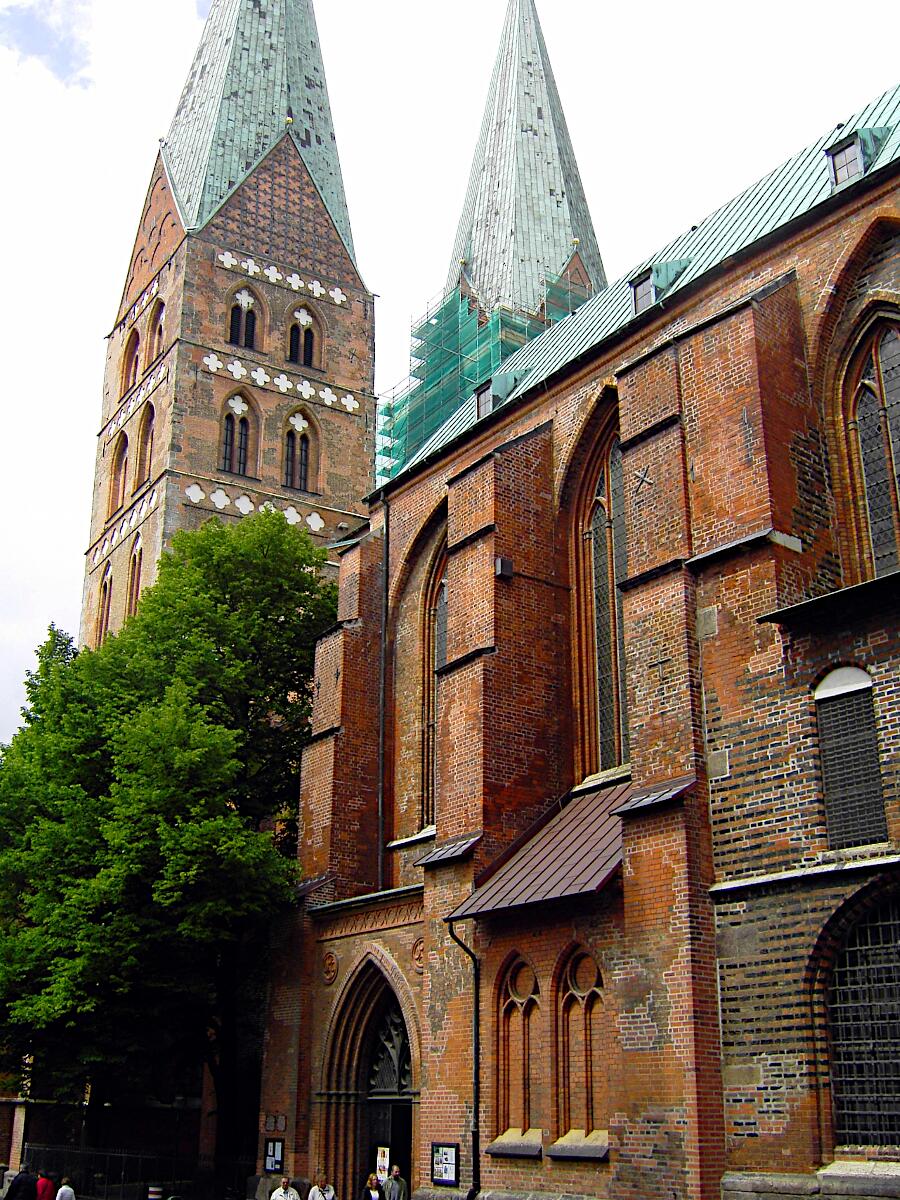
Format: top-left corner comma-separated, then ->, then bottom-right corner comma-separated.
448,0 -> 605,312
162,0 -> 354,258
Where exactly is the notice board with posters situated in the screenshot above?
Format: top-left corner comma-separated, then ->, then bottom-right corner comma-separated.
430,1143 -> 459,1187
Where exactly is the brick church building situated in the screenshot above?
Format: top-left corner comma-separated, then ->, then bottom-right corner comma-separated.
78,3 -> 900,1200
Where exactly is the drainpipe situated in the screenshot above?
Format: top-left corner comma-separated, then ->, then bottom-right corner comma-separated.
376,491 -> 390,893
447,917 -> 481,1195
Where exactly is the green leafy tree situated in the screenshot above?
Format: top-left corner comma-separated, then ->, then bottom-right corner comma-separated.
0,511 -> 336,1163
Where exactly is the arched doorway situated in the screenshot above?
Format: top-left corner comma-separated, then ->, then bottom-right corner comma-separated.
318,960 -> 418,1200
359,996 -> 413,1188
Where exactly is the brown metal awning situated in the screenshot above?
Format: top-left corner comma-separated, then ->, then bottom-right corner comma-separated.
447,780 -> 631,920
447,774 -> 696,921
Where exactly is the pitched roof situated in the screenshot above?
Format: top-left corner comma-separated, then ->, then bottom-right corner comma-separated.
161,0 -> 355,257
405,82 -> 900,478
447,779 -> 629,920
446,0 -> 606,313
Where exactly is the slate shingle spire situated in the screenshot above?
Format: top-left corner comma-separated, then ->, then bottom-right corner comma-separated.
162,0 -> 355,259
447,0 -> 605,312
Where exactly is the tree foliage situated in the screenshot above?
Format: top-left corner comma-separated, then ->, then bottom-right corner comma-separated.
0,511 -> 336,1118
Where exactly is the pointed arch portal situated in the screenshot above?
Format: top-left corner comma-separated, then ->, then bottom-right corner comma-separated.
319,961 -> 417,1200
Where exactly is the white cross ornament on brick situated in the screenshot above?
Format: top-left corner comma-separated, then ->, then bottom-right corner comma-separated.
294,308 -> 313,326
235,495 -> 255,515
185,484 -> 206,503
227,360 -> 247,380
341,395 -> 360,412
218,251 -> 239,269
329,287 -> 347,305
306,512 -> 326,532
285,274 -> 304,291
273,374 -> 294,393
235,289 -> 255,310
320,387 -> 337,406
308,280 -> 325,298
264,265 -> 283,284
210,488 -> 231,510
250,367 -> 271,387
228,396 -> 249,415
297,380 -> 316,399
241,258 -> 261,276
289,414 -> 309,432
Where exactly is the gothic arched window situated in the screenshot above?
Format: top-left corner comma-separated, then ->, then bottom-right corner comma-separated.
148,302 -> 165,364
498,958 -> 541,1136
828,896 -> 900,1145
303,327 -> 315,368
557,950 -> 607,1138
573,430 -> 629,777
109,433 -> 129,517
815,667 -> 886,850
284,430 -> 311,491
97,567 -> 113,645
847,322 -> 900,578
228,289 -> 258,350
126,538 -> 143,618
121,330 -> 140,396
220,400 -> 254,476
135,404 -> 155,488
422,549 -> 448,829
288,323 -> 301,364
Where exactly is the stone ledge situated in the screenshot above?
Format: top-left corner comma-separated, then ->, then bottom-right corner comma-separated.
723,1168 -> 900,1200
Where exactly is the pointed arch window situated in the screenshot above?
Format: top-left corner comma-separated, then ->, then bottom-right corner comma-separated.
848,323 -> 900,578
109,433 -> 129,518
574,432 -> 629,777
97,567 -> 113,645
126,539 -> 143,618
221,405 -> 252,476
135,403 -> 155,488
288,323 -> 301,364
148,302 -> 165,364
284,429 -> 311,491
556,950 -> 607,1143
303,327 -> 315,368
828,896 -> 900,1145
121,330 -> 140,396
422,551 -> 448,829
497,959 -> 541,1139
228,290 -> 258,350
815,668 -> 886,849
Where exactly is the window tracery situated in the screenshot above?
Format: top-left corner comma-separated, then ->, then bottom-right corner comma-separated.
498,958 -> 541,1134
109,433 -> 129,517
815,667 -> 886,849
557,950 -> 606,1137
228,288 -> 259,350
422,548 -> 448,829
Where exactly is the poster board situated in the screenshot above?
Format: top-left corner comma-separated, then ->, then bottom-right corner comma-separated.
430,1143 -> 459,1187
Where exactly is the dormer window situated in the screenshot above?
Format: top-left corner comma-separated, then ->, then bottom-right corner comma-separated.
476,382 -> 493,419
828,137 -> 863,187
826,126 -> 892,190
632,271 -> 655,315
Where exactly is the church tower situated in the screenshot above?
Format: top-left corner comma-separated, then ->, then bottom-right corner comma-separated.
376,0 -> 605,484
81,0 -> 374,647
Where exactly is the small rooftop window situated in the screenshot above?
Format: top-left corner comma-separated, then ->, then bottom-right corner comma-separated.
632,271 -> 655,314
828,137 -> 863,186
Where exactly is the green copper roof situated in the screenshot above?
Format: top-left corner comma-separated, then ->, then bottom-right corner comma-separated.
161,0 -> 354,257
403,81 -> 900,477
447,0 -> 606,313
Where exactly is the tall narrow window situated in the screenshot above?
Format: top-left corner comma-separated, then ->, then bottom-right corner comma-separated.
590,439 -> 628,770
288,324 -> 301,364
303,327 -> 314,367
109,433 -> 129,517
849,324 -> 900,577
284,429 -> 296,487
498,959 -> 540,1136
558,951 -> 606,1138
236,416 -> 249,475
221,413 -> 235,472
148,302 -> 165,364
228,290 -> 258,350
815,668 -> 886,849
829,896 -> 900,1145
297,433 -> 309,491
135,404 -> 155,487
126,540 -> 143,618
121,330 -> 140,396
284,422 -> 313,491
422,553 -> 447,830
97,568 -> 113,645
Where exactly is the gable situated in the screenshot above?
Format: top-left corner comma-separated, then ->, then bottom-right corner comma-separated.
200,134 -> 365,293
118,154 -> 186,323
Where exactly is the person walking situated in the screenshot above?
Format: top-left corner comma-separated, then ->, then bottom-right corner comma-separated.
358,1174 -> 383,1200
6,1164 -> 38,1200
36,1171 -> 55,1200
308,1172 -> 335,1200
270,1177 -> 300,1200
384,1166 -> 406,1200
56,1177 -> 75,1200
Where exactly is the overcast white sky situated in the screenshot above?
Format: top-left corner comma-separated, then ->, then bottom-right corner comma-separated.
0,0 -> 897,743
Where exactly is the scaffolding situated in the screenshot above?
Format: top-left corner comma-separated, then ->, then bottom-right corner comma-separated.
376,270 -> 594,484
